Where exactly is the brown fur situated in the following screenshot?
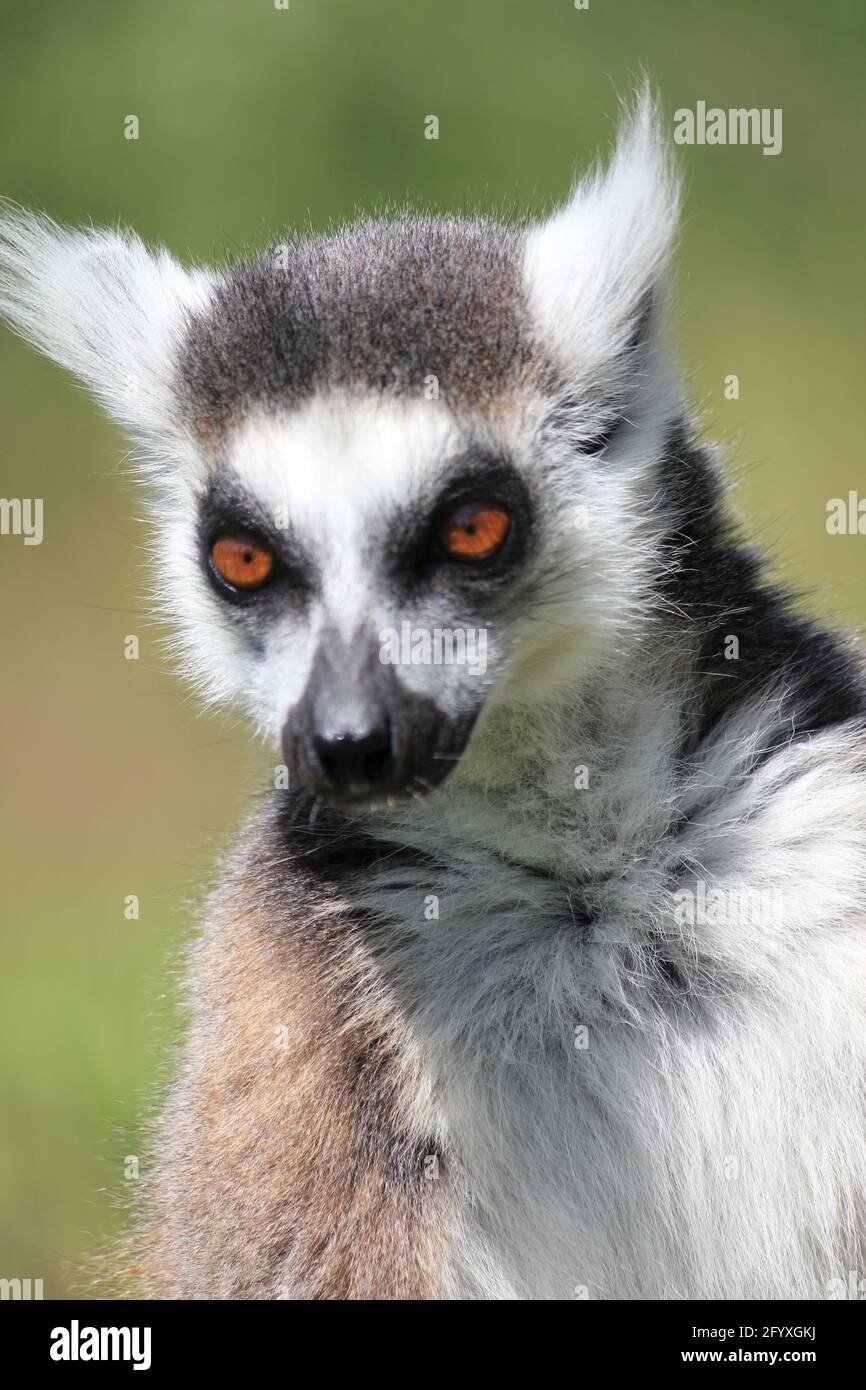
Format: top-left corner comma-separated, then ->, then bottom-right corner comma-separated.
128,803 -> 452,1300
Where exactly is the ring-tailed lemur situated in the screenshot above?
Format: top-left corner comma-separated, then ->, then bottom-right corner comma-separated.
2,92 -> 865,1300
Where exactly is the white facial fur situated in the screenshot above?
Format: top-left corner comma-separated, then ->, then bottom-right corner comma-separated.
173,394 -> 502,741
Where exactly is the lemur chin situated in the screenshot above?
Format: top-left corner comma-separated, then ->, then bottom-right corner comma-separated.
2,89 -> 865,1300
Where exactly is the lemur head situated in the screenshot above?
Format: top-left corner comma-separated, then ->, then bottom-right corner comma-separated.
0,91 -> 680,808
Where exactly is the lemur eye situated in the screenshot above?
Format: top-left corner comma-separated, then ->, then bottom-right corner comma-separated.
437,502 -> 510,562
210,533 -> 274,590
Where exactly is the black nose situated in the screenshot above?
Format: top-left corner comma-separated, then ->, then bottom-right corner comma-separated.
283,633 -> 461,806
310,720 -> 395,797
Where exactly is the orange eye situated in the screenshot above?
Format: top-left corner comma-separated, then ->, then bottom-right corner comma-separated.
210,534 -> 274,590
437,501 -> 511,562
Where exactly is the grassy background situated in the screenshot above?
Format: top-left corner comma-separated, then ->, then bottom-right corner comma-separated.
1,0 -> 864,1297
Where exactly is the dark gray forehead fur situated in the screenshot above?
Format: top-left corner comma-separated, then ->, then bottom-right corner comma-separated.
179,215 -> 547,437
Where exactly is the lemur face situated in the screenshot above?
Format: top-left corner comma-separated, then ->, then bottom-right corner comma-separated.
0,90 -> 680,807
189,398 -> 540,805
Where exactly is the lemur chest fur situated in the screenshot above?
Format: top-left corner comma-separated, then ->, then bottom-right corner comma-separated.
264,701 -> 866,1299
136,693 -> 866,1300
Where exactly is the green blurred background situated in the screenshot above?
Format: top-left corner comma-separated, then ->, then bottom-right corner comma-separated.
1,0 -> 864,1298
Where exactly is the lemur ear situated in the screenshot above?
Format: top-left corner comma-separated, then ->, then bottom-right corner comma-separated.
0,204 -> 212,448
523,87 -> 680,395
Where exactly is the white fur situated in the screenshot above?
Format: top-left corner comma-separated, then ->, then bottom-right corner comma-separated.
0,203 -> 213,454
356,679 -> 866,1299
524,87 -> 680,404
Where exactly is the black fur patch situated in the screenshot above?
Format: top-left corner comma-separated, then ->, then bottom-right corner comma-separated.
656,424 -> 866,756
180,216 -> 540,435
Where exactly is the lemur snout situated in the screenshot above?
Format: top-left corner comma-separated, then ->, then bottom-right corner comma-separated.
282,637 -> 451,804
309,720 -> 394,798
288,698 -> 398,803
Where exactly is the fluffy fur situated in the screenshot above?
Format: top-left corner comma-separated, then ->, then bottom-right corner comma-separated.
2,91 -> 865,1299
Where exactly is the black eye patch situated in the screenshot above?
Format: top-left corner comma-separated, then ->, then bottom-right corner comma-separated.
197,475 -> 316,604
383,449 -> 533,595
